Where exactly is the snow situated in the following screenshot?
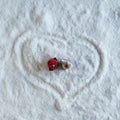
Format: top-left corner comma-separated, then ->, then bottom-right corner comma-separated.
0,0 -> 120,119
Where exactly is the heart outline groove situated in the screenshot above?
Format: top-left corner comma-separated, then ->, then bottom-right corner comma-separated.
13,30 -> 106,110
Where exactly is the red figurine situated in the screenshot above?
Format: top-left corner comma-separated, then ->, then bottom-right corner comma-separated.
48,57 -> 59,71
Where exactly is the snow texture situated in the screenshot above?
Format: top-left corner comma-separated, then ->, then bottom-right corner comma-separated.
0,0 -> 120,119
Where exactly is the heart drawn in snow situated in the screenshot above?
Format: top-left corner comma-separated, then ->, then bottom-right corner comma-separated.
13,30 -> 105,110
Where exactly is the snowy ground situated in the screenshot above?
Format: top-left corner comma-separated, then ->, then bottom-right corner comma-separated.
0,0 -> 120,119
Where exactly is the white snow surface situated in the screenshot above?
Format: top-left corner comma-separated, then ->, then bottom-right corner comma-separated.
0,0 -> 120,119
